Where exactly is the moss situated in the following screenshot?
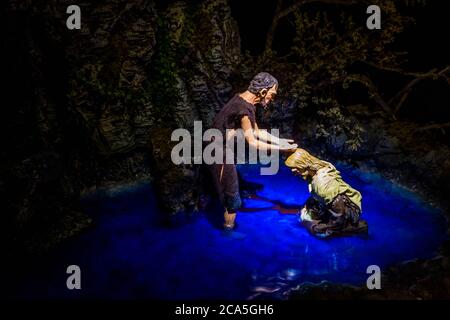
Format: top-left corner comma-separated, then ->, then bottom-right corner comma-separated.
148,4 -> 198,127
148,16 -> 181,127
70,60 -> 152,113
21,210 -> 93,255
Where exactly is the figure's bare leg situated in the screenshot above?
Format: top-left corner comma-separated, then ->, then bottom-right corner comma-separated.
223,209 -> 246,239
224,210 -> 236,229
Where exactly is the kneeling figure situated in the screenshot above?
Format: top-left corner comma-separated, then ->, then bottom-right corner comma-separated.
285,148 -> 368,238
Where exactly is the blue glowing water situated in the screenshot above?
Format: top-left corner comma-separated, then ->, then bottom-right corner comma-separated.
13,164 -> 447,299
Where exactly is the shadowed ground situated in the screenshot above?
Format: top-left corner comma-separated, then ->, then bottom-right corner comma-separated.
9,164 -> 447,300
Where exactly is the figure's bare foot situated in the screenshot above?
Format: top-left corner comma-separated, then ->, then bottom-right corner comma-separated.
222,226 -> 246,239
223,223 -> 235,231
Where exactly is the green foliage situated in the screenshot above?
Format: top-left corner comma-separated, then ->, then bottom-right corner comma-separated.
315,105 -> 365,153
283,1 -> 413,153
149,6 -> 196,127
148,16 -> 181,126
71,63 -> 151,111
69,2 -> 199,129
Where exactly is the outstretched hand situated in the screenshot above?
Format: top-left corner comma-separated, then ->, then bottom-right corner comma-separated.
279,141 -> 298,153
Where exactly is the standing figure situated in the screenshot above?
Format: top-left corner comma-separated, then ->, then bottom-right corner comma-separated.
208,72 -> 297,235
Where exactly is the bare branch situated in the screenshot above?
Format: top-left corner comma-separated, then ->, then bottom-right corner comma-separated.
394,88 -> 411,114
264,0 -> 284,53
264,0 -> 357,53
415,122 -> 450,132
278,0 -> 356,20
389,66 -> 450,114
346,74 -> 396,119
364,61 -> 446,78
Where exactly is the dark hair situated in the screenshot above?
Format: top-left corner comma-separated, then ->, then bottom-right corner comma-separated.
248,72 -> 278,94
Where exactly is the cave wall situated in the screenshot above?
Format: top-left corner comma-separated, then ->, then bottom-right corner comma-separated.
3,0 -> 449,256
2,0 -> 242,252
3,0 -> 450,301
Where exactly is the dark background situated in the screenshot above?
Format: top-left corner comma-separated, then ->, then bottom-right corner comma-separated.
2,0 -> 450,299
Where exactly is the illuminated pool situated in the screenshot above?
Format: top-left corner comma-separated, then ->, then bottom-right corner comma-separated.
13,163 -> 448,299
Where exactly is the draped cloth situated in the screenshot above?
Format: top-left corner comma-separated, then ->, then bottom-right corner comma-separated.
311,162 -> 362,210
301,163 -> 368,238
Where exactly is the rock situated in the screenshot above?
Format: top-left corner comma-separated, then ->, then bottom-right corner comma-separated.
143,0 -> 241,214
66,0 -> 158,155
160,0 -> 241,128
149,127 -> 199,215
288,281 -> 362,300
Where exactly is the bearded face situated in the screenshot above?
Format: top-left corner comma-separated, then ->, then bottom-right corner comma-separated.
258,84 -> 278,107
